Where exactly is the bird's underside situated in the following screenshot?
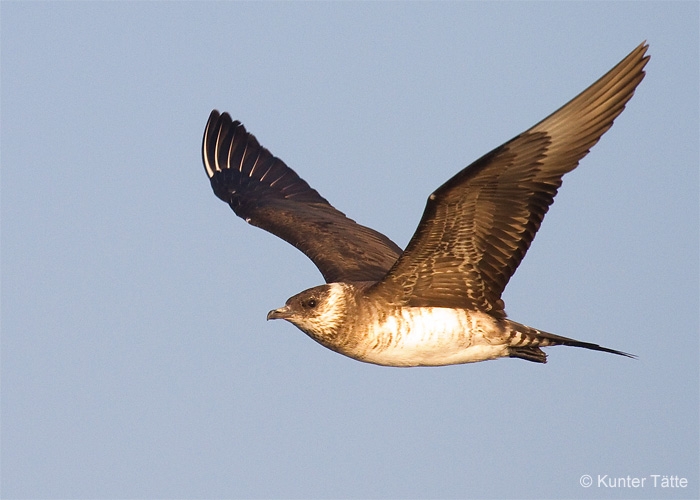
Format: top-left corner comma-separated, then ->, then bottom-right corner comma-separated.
202,43 -> 648,366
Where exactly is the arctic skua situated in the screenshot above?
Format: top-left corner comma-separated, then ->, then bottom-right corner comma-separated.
202,43 -> 648,366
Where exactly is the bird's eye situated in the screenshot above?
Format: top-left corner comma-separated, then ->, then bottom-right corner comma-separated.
305,299 -> 317,308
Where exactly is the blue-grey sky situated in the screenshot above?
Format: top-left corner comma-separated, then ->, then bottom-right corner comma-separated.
2,2 -> 698,499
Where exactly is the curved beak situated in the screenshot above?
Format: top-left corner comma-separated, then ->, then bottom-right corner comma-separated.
267,305 -> 292,321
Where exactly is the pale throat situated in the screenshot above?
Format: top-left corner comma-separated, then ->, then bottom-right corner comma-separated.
297,283 -> 350,337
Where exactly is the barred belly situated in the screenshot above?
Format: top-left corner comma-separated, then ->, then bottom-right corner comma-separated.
353,307 -> 511,367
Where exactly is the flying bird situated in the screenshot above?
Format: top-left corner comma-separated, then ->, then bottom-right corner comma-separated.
202,43 -> 648,366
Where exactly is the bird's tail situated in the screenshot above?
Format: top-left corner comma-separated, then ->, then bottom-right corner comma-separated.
504,319 -> 635,364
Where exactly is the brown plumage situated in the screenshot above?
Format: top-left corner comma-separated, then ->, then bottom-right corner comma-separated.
202,112 -> 401,283
202,43 -> 649,366
372,43 -> 648,318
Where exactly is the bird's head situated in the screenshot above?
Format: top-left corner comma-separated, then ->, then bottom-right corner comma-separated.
267,283 -> 349,342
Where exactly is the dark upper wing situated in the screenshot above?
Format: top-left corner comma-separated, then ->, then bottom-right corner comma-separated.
202,111 -> 402,283
370,43 -> 649,318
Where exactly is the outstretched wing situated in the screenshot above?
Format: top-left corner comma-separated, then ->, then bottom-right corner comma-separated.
371,43 -> 649,317
202,111 -> 402,283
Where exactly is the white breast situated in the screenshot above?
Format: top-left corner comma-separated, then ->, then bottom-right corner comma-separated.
352,307 -> 510,367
